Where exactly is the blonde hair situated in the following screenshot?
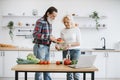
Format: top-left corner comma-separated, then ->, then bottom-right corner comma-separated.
62,14 -> 77,27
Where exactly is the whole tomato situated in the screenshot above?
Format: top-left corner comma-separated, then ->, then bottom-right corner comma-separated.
47,61 -> 50,64
64,59 -> 71,65
43,61 -> 48,65
56,61 -> 62,65
57,38 -> 62,41
39,60 -> 44,64
57,38 -> 64,43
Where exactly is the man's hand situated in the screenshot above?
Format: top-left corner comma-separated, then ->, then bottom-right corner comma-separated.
50,35 -> 57,43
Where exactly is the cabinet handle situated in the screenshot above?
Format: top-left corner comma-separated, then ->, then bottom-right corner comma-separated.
104,53 -> 106,57
107,52 -> 109,57
3,51 -> 5,56
104,52 -> 109,57
1,51 -> 3,56
104,52 -> 108,57
0,52 -> 2,56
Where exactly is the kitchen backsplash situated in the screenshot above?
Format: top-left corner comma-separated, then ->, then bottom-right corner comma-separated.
0,0 -> 120,50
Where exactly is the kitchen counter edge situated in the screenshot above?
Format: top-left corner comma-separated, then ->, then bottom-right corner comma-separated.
0,48 -> 120,52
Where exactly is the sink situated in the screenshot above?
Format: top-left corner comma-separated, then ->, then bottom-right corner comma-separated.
93,48 -> 114,50
105,49 -> 115,50
93,48 -> 105,50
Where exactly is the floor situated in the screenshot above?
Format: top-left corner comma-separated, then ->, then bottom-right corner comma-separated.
0,77 -> 120,80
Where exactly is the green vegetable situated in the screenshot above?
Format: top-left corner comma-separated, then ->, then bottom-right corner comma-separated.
17,58 -> 37,64
27,53 -> 40,63
71,60 -> 78,65
27,53 -> 36,60
16,53 -> 40,64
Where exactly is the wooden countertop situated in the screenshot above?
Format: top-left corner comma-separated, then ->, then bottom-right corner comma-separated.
81,49 -> 120,52
0,47 -> 58,51
0,47 -> 120,52
0,47 -> 33,51
11,64 -> 98,72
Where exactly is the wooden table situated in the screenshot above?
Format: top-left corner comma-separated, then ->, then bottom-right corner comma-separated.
11,64 -> 98,80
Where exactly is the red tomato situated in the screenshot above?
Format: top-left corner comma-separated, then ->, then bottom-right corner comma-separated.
39,60 -> 50,65
39,60 -> 44,64
43,61 -> 48,65
64,59 -> 71,65
56,61 -> 60,65
56,61 -> 62,65
57,38 -> 62,41
47,61 -> 50,64
57,38 -> 64,43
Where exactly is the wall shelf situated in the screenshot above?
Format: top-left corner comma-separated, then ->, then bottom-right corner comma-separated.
15,26 -> 34,28
73,15 -> 107,19
73,15 -> 107,30
2,15 -> 41,18
1,14 -> 37,39
2,26 -> 34,29
79,26 -> 107,29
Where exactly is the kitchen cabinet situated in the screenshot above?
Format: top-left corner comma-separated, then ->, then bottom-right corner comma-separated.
0,51 -> 18,77
18,50 -> 35,78
107,52 -> 120,78
0,51 -> 4,77
92,52 -> 106,78
92,51 -> 120,79
50,51 -> 63,63
0,15 -> 2,27
50,51 -> 66,79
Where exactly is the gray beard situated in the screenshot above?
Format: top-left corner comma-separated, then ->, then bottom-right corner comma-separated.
47,18 -> 53,24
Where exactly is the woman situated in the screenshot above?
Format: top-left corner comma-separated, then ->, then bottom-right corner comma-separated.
33,6 -> 58,80
56,15 -> 81,80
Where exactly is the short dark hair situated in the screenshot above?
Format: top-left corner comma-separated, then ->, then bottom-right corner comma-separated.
43,6 -> 58,21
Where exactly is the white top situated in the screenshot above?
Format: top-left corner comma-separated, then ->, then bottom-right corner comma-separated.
61,27 -> 81,49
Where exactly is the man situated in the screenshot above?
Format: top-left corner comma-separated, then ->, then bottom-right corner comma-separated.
33,6 -> 58,80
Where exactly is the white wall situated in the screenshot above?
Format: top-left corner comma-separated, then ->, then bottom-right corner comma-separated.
0,0 -> 120,49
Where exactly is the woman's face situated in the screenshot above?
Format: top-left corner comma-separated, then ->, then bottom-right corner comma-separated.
63,18 -> 71,29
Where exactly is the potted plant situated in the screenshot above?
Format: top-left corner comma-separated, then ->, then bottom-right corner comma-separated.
89,11 -> 100,30
7,21 -> 14,40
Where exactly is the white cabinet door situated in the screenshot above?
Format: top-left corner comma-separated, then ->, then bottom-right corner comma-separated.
50,51 -> 63,63
18,51 -> 35,78
107,52 -> 120,78
0,51 -> 4,77
92,52 -> 106,78
4,51 -> 18,77
50,51 -> 65,79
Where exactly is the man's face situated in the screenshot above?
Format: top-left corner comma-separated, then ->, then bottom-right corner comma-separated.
47,11 -> 57,20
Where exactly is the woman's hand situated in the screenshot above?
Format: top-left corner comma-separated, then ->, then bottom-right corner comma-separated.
55,44 -> 60,50
64,44 -> 71,50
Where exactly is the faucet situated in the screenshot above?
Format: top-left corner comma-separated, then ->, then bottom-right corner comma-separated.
101,37 -> 106,50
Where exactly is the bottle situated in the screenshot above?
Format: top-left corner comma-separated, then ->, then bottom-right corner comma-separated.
32,9 -> 38,16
